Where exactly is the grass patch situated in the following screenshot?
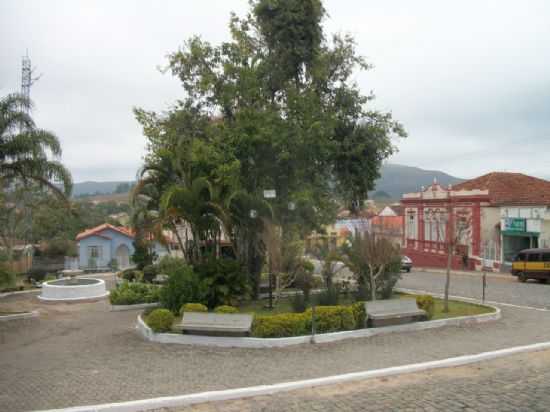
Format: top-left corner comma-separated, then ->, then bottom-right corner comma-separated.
396,292 -> 494,319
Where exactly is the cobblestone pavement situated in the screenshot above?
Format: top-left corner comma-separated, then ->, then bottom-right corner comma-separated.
398,270 -> 550,309
168,349 -> 550,412
1,274 -> 550,411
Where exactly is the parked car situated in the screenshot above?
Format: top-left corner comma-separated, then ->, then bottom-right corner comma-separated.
401,255 -> 412,272
511,248 -> 550,283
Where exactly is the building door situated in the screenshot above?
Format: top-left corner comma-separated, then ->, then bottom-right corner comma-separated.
116,244 -> 130,269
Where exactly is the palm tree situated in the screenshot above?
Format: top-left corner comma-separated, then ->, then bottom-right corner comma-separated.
0,93 -> 72,197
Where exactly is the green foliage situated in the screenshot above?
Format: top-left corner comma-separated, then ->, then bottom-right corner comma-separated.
0,93 -> 72,198
307,305 -> 355,333
132,240 -> 156,270
179,302 -> 208,316
157,255 -> 187,275
416,295 -> 435,320
252,303 -> 358,337
159,264 -> 206,314
251,312 -> 310,338
42,238 -> 77,257
351,301 -> 366,329
0,263 -> 16,290
290,293 -> 308,313
145,308 -> 174,333
142,264 -> 158,283
316,286 -> 340,306
194,258 -> 249,308
214,305 -> 239,314
120,268 -> 143,282
109,281 -> 161,305
133,0 -> 405,297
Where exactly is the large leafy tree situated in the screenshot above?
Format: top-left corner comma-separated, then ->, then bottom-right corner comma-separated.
0,94 -> 72,197
134,0 -> 405,296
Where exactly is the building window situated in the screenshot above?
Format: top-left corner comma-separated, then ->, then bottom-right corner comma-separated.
407,212 -> 417,239
88,246 -> 102,259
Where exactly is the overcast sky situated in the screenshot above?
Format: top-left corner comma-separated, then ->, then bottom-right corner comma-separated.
1,0 -> 549,182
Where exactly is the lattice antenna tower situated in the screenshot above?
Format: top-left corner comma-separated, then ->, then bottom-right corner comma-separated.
21,51 -> 41,112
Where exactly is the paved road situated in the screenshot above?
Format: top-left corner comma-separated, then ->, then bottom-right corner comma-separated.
168,349 -> 550,412
398,270 -> 550,309
1,273 -> 550,411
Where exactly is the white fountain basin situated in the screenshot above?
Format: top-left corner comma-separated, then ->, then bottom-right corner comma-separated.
39,278 -> 108,301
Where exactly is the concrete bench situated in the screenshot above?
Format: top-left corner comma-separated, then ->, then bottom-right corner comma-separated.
365,298 -> 427,328
180,312 -> 253,337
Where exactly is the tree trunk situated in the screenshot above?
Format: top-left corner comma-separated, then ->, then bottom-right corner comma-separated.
369,270 -> 377,301
444,242 -> 452,312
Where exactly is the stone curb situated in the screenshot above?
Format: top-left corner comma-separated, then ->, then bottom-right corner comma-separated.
38,339 -> 550,412
0,310 -> 39,322
0,288 -> 40,298
136,302 -> 500,348
110,302 -> 159,312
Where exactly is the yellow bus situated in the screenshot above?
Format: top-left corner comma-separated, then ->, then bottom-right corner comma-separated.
511,248 -> 550,283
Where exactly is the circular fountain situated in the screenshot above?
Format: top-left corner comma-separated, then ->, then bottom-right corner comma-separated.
39,278 -> 108,301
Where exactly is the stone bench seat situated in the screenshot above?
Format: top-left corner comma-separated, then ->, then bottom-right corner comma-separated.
180,312 -> 253,337
366,298 -> 427,327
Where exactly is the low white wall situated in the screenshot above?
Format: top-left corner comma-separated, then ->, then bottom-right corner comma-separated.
137,304 -> 500,348
39,278 -> 108,301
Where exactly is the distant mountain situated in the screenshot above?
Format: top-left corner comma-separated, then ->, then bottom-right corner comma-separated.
71,181 -> 134,197
73,164 -> 462,202
370,164 -> 464,200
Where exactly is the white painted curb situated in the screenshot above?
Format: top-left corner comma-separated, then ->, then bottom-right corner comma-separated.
38,339 -> 550,412
136,303 -> 500,348
0,288 -> 40,298
110,302 -> 159,312
0,310 -> 39,322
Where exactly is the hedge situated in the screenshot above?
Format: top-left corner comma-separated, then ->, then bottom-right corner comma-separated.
109,281 -> 161,305
145,309 -> 174,332
306,305 -> 355,333
214,305 -> 239,314
251,312 -> 310,338
351,301 -> 366,329
252,304 -> 361,338
179,302 -> 208,316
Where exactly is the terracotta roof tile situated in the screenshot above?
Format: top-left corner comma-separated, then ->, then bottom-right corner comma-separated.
76,223 -> 135,241
453,172 -> 550,206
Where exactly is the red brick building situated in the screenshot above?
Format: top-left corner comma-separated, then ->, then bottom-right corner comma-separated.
401,173 -> 550,272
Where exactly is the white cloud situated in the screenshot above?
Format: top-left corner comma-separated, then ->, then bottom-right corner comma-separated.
1,0 -> 549,181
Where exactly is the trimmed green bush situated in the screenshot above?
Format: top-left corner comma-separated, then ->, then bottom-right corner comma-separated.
351,301 -> 366,329
145,308 -> 174,333
195,258 -> 249,308
251,312 -> 310,338
416,295 -> 435,320
306,305 -> 355,333
159,264 -> 206,314
109,281 -> 161,305
180,302 -> 208,316
252,304 -> 359,338
214,305 -> 239,314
